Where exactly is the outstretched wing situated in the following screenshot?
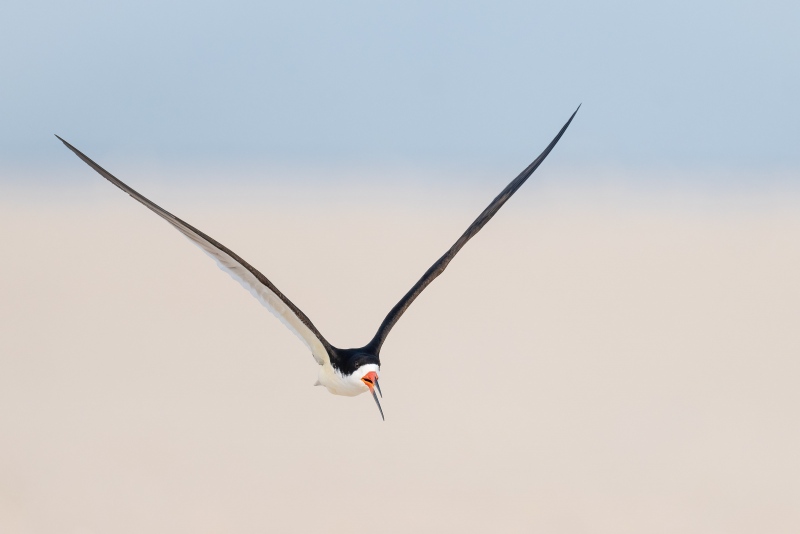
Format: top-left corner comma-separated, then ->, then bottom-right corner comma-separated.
365,106 -> 580,354
56,136 -> 333,366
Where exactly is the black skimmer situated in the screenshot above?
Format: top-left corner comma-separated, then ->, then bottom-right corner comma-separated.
56,106 -> 579,420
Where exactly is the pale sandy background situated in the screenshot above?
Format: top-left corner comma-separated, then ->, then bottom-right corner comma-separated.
4,0 -> 798,530
1,167 -> 798,532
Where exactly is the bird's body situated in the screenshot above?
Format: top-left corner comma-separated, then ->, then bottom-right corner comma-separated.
57,106 -> 579,420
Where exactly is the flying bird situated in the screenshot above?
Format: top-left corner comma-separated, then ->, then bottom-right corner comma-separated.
57,106 -> 579,420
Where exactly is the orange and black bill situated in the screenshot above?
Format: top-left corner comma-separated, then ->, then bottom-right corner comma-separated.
362,371 -> 384,421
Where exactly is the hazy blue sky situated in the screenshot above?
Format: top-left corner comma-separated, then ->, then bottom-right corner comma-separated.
1,0 -> 798,171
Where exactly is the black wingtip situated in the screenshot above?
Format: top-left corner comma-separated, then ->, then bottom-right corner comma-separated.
54,134 -> 72,149
567,103 -> 581,123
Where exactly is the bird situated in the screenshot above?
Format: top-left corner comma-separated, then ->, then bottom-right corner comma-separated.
56,106 -> 579,420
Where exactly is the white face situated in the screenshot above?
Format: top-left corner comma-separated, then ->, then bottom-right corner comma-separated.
317,363 -> 380,397
341,363 -> 380,398
352,364 -> 380,390
318,363 -> 383,419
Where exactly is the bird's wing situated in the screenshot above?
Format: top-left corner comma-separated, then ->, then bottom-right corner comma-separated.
365,106 -> 580,354
56,136 -> 332,366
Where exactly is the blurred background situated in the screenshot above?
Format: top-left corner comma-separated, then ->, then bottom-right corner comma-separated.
1,1 -> 799,532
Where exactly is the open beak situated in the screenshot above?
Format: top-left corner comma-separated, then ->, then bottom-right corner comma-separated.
361,371 -> 384,421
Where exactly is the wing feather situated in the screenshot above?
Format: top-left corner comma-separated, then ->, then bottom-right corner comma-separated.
56,136 -> 332,366
365,106 -> 580,354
